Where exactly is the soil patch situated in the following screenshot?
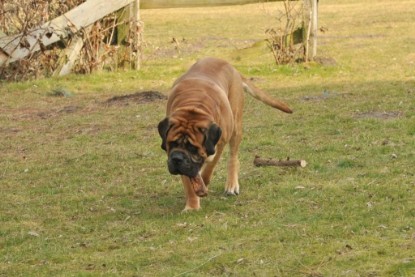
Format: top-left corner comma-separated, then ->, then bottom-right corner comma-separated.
314,56 -> 337,66
106,91 -> 167,106
35,106 -> 80,119
354,111 -> 403,120
301,91 -> 352,102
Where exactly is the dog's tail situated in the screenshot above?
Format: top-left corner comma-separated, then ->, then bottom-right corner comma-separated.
242,76 -> 293,114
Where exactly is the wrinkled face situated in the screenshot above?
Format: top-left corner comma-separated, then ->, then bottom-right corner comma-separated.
158,117 -> 221,177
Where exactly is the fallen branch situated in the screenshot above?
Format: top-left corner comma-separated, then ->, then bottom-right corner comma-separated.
254,155 -> 307,168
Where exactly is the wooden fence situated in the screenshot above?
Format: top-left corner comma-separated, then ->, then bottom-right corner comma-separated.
0,0 -> 317,79
0,0 -> 142,75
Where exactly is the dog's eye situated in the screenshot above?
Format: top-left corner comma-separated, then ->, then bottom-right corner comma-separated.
169,141 -> 179,148
187,143 -> 198,154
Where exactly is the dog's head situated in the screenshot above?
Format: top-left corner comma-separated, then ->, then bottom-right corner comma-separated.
158,116 -> 221,177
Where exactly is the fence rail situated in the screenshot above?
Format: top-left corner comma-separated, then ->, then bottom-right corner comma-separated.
0,0 -> 137,67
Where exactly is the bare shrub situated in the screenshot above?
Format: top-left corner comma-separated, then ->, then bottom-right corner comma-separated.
265,0 -> 308,64
1,1 -> 82,33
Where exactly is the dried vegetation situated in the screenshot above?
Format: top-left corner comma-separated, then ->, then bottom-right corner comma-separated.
0,0 -> 140,81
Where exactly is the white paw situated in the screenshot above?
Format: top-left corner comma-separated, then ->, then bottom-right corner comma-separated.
181,206 -> 200,213
224,187 -> 240,196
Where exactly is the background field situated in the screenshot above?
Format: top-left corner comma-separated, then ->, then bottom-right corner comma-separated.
1,0 -> 414,276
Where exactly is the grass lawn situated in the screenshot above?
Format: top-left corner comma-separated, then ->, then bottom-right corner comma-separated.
1,0 -> 414,276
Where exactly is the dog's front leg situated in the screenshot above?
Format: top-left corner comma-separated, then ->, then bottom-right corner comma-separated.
181,175 -> 200,211
224,127 -> 242,195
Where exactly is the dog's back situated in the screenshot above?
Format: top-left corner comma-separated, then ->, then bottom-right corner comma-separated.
173,57 -> 292,114
173,57 -> 237,93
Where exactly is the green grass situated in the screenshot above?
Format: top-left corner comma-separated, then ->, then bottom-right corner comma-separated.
1,0 -> 415,276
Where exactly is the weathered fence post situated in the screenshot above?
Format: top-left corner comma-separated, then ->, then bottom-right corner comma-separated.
304,0 -> 318,61
54,35 -> 84,76
130,0 -> 143,70
310,0 -> 318,59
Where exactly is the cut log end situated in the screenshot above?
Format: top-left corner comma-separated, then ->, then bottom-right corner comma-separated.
254,156 -> 307,168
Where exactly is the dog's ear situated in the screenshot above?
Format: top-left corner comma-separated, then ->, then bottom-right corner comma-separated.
158,118 -> 170,151
204,123 -> 222,156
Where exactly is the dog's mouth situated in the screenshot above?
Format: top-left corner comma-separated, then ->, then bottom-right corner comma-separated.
189,174 -> 208,197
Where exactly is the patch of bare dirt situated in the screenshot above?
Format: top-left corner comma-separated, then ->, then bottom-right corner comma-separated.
314,56 -> 337,66
0,127 -> 21,134
105,91 -> 167,106
12,105 -> 81,120
354,111 -> 403,120
302,91 -> 352,102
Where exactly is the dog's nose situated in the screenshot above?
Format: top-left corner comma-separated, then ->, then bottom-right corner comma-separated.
170,151 -> 184,165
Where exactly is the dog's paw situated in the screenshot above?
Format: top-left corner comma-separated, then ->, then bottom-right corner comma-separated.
224,188 -> 239,196
181,206 -> 201,213
224,182 -> 240,196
